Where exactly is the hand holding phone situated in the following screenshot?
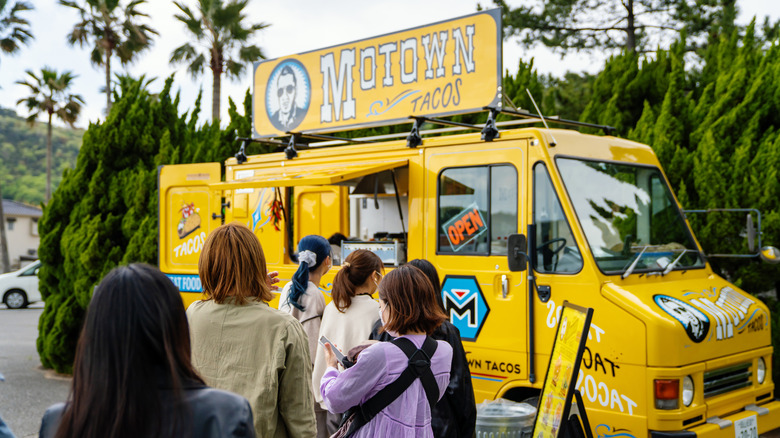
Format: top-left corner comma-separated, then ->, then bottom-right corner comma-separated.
319,335 -> 352,368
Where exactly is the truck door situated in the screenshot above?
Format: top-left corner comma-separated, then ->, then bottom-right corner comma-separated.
424,140 -> 528,401
158,163 -> 223,307
293,186 -> 349,242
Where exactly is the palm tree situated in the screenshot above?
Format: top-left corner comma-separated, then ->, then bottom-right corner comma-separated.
59,0 -> 157,114
16,68 -> 84,203
170,0 -> 267,122
0,0 -> 33,67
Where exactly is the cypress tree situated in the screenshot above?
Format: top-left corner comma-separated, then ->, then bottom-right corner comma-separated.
36,76 -> 255,373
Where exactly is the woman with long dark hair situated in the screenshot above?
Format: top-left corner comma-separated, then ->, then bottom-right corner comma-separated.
277,235 -> 331,438
311,249 -> 384,435
371,259 -> 477,438
38,263 -> 254,438
278,234 -> 331,363
320,264 -> 453,437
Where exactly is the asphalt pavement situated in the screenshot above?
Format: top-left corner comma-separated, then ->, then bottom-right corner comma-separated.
0,303 -> 70,438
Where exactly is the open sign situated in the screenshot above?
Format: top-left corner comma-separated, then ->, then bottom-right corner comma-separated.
442,203 -> 488,252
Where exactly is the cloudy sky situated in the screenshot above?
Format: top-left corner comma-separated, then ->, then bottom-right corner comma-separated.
0,0 -> 776,129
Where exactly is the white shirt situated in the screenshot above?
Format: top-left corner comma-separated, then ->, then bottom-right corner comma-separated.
312,294 -> 380,408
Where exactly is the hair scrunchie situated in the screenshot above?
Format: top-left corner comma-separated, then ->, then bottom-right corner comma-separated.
298,250 -> 317,267
288,236 -> 331,311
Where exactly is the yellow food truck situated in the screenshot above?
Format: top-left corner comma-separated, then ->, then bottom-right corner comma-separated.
158,10 -> 779,437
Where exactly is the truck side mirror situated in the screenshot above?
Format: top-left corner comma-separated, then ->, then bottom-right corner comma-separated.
747,213 -> 756,252
507,234 -> 528,272
760,246 -> 780,264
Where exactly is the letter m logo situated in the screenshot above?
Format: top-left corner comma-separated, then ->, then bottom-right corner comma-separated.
441,275 -> 490,341
445,289 -> 477,326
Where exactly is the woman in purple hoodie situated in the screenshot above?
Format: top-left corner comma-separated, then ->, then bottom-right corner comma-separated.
319,265 -> 453,437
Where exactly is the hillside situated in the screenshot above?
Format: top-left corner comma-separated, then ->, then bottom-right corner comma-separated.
0,106 -> 83,205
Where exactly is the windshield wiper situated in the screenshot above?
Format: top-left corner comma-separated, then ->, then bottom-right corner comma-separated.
661,249 -> 698,276
621,246 -> 649,279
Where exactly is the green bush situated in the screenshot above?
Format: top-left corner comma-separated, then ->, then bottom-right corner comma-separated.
580,26 -> 780,293
36,76 -> 263,373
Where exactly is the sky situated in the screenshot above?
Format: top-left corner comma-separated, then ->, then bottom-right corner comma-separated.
0,0 -> 777,129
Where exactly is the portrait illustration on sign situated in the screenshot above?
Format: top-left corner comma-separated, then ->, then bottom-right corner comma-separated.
265,59 -> 311,131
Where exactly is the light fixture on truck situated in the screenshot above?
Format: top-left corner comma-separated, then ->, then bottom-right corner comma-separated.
757,358 -> 766,384
654,379 -> 679,409
682,376 -> 694,407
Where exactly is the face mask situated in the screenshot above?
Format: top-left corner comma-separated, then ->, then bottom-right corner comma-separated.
379,303 -> 398,337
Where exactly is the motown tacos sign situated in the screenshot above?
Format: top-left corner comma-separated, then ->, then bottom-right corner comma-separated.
253,9 -> 502,138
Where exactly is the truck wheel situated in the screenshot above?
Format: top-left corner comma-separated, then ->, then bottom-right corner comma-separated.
3,290 -> 28,309
502,387 -> 540,405
522,396 -> 539,407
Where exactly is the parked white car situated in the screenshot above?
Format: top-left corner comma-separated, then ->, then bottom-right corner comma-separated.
0,260 -> 41,309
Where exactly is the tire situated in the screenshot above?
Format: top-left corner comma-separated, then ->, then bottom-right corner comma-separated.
3,290 -> 28,309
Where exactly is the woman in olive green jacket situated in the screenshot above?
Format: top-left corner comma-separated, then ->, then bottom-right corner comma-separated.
187,223 -> 316,438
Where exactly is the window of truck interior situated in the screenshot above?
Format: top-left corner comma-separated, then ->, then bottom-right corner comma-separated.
555,157 -> 704,275
533,163 -> 582,273
437,165 -> 517,255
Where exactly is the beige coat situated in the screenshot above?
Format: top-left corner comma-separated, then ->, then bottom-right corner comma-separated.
187,298 -> 316,438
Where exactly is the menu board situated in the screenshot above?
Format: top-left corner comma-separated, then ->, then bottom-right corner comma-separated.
532,301 -> 593,438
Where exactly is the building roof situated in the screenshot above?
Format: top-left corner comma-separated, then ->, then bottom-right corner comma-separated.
2,199 -> 42,218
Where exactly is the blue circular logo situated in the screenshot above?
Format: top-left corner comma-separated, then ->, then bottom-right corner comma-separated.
265,59 -> 310,132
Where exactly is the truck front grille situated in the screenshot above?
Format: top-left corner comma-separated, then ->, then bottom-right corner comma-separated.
703,362 -> 752,398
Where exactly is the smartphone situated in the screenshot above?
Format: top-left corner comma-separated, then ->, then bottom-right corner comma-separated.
319,335 -> 350,367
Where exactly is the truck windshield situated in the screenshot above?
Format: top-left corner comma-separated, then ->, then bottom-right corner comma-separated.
556,158 -> 704,275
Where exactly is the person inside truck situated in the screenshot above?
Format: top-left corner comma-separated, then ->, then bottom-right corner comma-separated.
187,223 -> 316,438
312,249 -> 384,435
369,259 -> 476,438
38,264 -> 255,438
327,232 -> 348,265
319,264 -> 453,437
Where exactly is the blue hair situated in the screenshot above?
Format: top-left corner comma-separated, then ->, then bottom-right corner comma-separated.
288,235 -> 331,310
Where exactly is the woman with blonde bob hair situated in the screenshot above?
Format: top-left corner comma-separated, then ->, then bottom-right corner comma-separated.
187,222 -> 316,438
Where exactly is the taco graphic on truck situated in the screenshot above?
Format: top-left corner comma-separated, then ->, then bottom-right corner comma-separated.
177,202 -> 201,239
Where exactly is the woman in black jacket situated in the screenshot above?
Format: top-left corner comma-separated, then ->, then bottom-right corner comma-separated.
39,264 -> 254,438
370,259 -> 477,438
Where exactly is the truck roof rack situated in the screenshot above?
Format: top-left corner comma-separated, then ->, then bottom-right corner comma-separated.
484,107 -> 617,136
234,106 -> 617,161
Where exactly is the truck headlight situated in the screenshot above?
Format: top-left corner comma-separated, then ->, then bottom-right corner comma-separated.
757,358 -> 766,384
682,376 -> 694,406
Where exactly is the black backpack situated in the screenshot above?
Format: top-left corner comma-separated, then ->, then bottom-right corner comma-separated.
334,336 -> 439,438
